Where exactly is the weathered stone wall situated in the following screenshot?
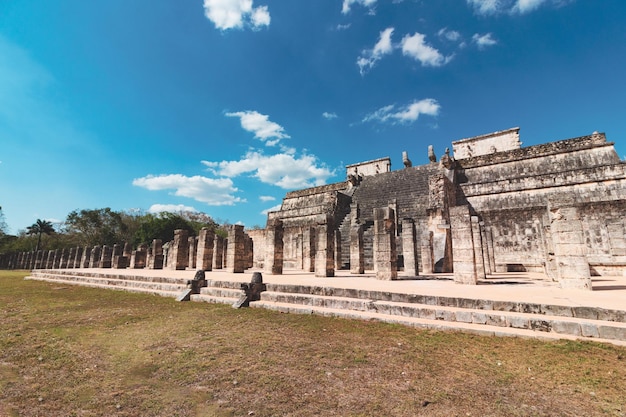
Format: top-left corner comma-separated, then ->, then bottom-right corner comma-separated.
247,229 -> 266,269
452,127 -> 521,159
481,207 -> 548,272
346,157 -> 391,178
453,131 -> 626,279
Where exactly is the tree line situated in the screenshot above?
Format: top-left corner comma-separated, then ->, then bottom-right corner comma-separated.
0,206 -> 232,254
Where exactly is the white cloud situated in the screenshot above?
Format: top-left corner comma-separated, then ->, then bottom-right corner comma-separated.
342,0 -> 378,14
362,99 -> 440,124
466,0 -> 500,14
467,0 -> 564,15
226,110 -> 289,145
202,150 -> 334,189
259,195 -> 276,202
336,23 -> 351,31
203,0 -> 270,30
250,5 -> 270,26
401,32 -> 452,67
261,204 -> 282,215
148,204 -> 198,214
438,28 -> 461,42
472,33 -> 498,49
322,112 -> 338,120
357,27 -> 395,75
513,0 -> 548,13
132,174 -> 244,206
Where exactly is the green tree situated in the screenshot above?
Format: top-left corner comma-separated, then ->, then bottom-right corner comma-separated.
26,219 -> 55,252
64,208 -> 128,247
132,212 -> 196,247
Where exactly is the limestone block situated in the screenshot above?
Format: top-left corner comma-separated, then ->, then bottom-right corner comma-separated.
226,225 -> 246,273
196,229 -> 215,271
314,220 -> 335,277
265,219 -> 284,275
373,207 -> 397,280
551,321 -> 581,336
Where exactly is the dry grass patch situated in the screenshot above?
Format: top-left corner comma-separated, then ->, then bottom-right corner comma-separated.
1,270 -> 625,416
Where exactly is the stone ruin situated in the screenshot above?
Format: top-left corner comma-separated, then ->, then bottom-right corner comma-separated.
254,128 -> 626,290
3,127 -> 626,292
4,225 -> 255,277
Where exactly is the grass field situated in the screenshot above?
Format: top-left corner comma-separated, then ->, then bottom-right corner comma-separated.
1,270 -> 625,416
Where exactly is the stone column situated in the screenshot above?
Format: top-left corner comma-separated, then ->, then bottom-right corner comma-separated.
226,225 -> 246,273
334,230 -> 342,270
373,207 -> 397,280
65,248 -> 74,268
548,205 -> 592,290
296,233 -> 304,270
426,174 -> 454,273
123,242 -> 132,260
89,246 -> 101,268
196,228 -> 215,271
100,245 -> 112,268
222,239 -> 228,269
148,239 -> 164,269
402,218 -> 418,277
81,246 -> 91,268
246,235 -> 254,269
302,227 -> 315,272
471,216 -> 486,280
33,250 -> 43,269
112,244 -> 129,269
58,249 -> 68,269
213,236 -> 224,269
350,221 -> 364,275
480,223 -> 493,275
420,231 -> 434,274
74,247 -> 83,269
264,219 -> 284,275
51,249 -> 61,269
130,244 -> 147,269
314,217 -> 335,277
162,242 -> 170,268
188,236 -> 197,269
45,250 -> 54,269
450,205 -> 478,285
169,229 -> 190,270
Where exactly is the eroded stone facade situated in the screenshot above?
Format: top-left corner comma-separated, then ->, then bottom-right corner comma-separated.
257,129 -> 626,290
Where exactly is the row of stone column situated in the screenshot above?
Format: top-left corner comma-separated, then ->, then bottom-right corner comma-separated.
449,203 -> 593,290
3,225 -> 254,274
264,205 -> 420,280
4,243 -> 135,271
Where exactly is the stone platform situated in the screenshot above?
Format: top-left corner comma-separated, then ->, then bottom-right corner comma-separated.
25,268 -> 626,346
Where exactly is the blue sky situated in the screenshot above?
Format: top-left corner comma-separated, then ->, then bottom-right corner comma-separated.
1,0 -> 626,233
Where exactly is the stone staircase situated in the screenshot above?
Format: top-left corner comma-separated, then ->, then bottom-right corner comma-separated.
190,280 -> 243,305
26,269 -> 189,298
24,269 -> 626,346
248,282 -> 626,346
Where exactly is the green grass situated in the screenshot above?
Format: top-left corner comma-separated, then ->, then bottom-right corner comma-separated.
1,270 -> 625,416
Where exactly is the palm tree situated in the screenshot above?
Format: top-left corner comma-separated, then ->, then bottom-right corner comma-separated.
27,219 -> 55,252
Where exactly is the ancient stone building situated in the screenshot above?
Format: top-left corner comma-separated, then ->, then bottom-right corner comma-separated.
260,128 -> 626,290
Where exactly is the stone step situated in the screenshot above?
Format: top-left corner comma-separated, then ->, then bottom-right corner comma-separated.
25,275 -> 183,299
27,272 -> 187,293
198,286 -> 243,299
190,293 -> 240,306
261,283 -> 626,323
191,280 -> 245,305
32,269 -> 189,285
249,300 -> 626,347
257,291 -> 626,342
